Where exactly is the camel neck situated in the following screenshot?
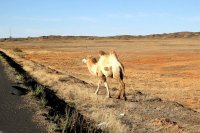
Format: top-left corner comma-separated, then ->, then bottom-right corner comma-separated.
86,62 -> 97,76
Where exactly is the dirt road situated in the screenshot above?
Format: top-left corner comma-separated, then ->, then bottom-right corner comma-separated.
0,61 -> 46,133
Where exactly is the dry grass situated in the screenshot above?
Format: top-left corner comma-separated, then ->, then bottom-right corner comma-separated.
0,49 -> 130,132
1,37 -> 200,132
3,38 -> 199,112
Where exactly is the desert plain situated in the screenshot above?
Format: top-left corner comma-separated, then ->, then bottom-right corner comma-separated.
1,32 -> 200,132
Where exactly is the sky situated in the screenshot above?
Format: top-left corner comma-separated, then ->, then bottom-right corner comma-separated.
0,0 -> 200,38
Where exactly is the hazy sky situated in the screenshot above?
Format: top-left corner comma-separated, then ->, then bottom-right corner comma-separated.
0,0 -> 200,38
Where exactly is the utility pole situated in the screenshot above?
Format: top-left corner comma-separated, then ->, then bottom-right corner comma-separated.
9,27 -> 12,40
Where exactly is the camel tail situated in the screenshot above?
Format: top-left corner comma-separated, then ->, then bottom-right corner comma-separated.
119,63 -> 125,80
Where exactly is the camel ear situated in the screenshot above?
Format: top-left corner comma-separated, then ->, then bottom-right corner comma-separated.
82,58 -> 87,64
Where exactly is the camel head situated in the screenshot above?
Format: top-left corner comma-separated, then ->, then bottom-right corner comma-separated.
82,58 -> 87,64
82,56 -> 97,64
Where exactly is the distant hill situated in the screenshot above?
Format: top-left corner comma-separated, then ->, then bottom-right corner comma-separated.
145,32 -> 200,39
1,32 -> 200,42
112,32 -> 200,39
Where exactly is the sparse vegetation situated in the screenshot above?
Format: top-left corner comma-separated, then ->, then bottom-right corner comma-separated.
27,90 -> 35,97
30,85 -> 48,107
13,47 -> 23,53
16,73 -> 25,81
35,85 -> 45,97
1,34 -> 200,132
0,50 -> 100,133
40,96 -> 48,107
47,122 -> 57,133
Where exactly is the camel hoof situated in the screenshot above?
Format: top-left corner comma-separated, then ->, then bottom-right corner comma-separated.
124,97 -> 127,101
116,96 -> 120,99
106,95 -> 111,98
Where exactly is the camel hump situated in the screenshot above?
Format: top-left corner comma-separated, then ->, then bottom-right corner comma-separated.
99,50 -> 119,61
99,50 -> 107,56
109,50 -> 118,58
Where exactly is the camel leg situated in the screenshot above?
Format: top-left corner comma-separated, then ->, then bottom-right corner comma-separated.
95,80 -> 101,95
101,75 -> 111,98
104,82 -> 111,98
120,80 -> 127,101
117,81 -> 122,99
117,79 -> 127,101
113,76 -> 122,99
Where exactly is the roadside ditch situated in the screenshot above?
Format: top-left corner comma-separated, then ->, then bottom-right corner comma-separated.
0,50 -> 102,133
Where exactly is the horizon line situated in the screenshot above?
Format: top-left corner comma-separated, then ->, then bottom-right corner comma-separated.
1,31 -> 199,39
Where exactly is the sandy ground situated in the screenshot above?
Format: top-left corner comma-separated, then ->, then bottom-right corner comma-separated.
0,59 -> 46,133
1,37 -> 200,132
1,38 -> 199,111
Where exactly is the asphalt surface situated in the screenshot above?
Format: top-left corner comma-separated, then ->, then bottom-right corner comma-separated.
0,60 -> 46,133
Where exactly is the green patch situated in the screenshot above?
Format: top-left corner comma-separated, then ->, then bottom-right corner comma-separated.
16,73 -> 25,81
35,85 -> 45,97
40,96 -> 48,107
29,85 -> 48,107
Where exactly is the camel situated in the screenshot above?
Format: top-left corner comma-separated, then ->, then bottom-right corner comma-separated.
82,51 -> 127,100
